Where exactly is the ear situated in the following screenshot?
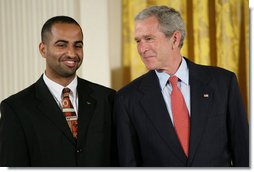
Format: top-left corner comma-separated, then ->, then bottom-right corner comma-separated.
172,31 -> 181,49
39,42 -> 46,58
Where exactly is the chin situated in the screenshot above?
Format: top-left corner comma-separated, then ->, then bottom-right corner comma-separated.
61,73 -> 76,78
143,60 -> 157,70
61,69 -> 77,78
144,63 -> 156,70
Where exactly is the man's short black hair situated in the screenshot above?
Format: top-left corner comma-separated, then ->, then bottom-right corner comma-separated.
41,16 -> 82,42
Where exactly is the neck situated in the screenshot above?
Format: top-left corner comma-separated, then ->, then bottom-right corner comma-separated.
45,72 -> 76,87
160,55 -> 182,75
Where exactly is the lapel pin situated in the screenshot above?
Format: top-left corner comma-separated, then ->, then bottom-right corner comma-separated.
203,94 -> 209,98
86,101 -> 91,105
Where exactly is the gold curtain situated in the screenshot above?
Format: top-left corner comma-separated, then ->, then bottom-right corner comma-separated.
122,0 -> 249,114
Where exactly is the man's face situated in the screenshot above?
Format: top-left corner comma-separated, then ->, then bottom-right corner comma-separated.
39,23 -> 83,80
135,16 -> 174,71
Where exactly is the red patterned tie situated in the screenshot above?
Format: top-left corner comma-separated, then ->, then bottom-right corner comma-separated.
169,76 -> 190,157
62,88 -> 78,139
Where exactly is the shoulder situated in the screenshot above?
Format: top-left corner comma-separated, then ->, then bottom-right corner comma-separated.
185,58 -> 239,93
1,83 -> 37,106
186,58 -> 236,80
0,83 -> 38,118
117,71 -> 155,96
199,64 -> 234,75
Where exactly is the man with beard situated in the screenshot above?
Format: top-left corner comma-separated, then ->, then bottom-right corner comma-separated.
0,16 -> 117,167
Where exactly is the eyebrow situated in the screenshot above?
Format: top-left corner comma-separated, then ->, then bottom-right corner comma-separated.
74,41 -> 83,45
134,34 -> 153,41
54,40 -> 83,44
55,40 -> 68,44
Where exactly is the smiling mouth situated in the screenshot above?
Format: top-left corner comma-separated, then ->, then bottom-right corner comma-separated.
63,60 -> 78,68
143,55 -> 155,59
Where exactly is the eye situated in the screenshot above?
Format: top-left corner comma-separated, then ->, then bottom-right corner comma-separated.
56,43 -> 67,48
135,39 -> 140,44
145,37 -> 153,41
75,43 -> 83,48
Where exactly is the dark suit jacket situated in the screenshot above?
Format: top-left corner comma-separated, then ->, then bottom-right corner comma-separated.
0,76 -> 117,167
115,58 -> 249,167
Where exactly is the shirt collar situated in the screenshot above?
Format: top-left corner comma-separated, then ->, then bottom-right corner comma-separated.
175,57 -> 189,86
155,57 -> 189,89
43,73 -> 78,101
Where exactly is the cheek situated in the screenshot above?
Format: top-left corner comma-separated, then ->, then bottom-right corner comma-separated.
45,51 -> 62,63
136,45 -> 142,55
78,51 -> 84,61
158,45 -> 170,57
79,50 -> 84,57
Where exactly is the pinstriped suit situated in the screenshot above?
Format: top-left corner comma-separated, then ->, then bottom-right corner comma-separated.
115,58 -> 249,167
0,76 -> 117,166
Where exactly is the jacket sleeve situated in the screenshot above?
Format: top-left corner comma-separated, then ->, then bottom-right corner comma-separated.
228,74 -> 249,167
0,100 -> 30,167
114,93 -> 141,166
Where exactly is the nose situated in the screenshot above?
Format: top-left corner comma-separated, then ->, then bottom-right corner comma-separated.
138,41 -> 148,54
66,46 -> 76,58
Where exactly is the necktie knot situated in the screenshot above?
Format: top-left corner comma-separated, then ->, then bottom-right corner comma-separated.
62,88 -> 72,100
63,87 -> 71,95
169,75 -> 179,88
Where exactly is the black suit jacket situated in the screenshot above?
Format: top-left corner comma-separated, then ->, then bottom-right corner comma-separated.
115,58 -> 249,167
0,76 -> 117,167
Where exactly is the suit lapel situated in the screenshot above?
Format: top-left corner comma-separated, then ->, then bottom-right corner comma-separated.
35,76 -> 76,146
139,71 -> 187,163
186,59 -> 214,164
76,78 -> 96,148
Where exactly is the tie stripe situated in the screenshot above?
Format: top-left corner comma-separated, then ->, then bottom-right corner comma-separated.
62,88 -> 78,139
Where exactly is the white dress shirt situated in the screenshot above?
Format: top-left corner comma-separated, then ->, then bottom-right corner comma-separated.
43,73 -> 78,115
155,57 -> 190,125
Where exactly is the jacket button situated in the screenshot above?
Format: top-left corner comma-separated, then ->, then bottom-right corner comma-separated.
76,149 -> 83,153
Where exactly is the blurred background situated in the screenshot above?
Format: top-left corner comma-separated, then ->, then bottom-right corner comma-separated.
0,0 -> 249,115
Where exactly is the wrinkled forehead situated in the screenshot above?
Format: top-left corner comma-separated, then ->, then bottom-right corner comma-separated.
135,17 -> 161,35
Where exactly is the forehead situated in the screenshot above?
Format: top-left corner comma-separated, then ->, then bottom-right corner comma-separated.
50,23 -> 83,39
135,16 -> 160,34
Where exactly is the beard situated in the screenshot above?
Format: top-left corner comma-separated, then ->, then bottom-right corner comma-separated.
46,57 -> 83,79
59,60 -> 82,77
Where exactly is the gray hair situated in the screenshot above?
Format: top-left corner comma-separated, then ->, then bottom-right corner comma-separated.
135,5 -> 185,48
